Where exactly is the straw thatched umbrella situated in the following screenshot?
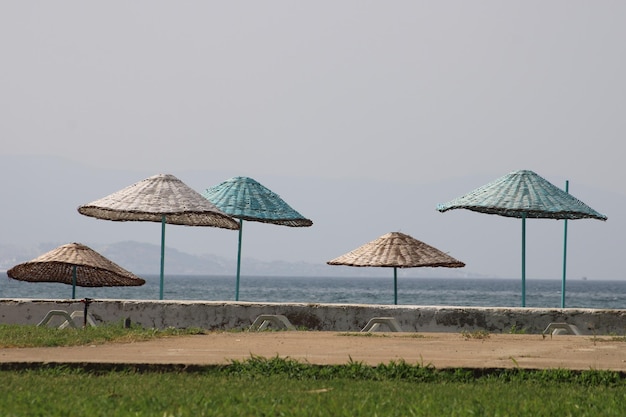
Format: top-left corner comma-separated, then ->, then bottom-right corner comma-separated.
437,170 -> 607,307
202,176 -> 312,300
327,232 -> 465,305
78,174 -> 239,299
7,242 -> 145,299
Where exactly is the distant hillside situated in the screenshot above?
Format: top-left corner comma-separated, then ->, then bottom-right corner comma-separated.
0,241 -> 478,278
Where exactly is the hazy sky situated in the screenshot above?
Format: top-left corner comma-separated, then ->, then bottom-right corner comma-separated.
2,2 -> 625,280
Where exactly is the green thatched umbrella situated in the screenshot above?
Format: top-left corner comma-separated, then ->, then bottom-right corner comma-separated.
202,176 -> 312,301
437,170 -> 607,307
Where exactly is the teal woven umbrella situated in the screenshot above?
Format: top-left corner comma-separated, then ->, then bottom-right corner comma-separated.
437,170 -> 607,307
202,176 -> 313,300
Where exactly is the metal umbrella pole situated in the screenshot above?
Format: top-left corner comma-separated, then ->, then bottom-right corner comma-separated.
521,213 -> 526,307
160,215 -> 166,300
235,219 -> 244,301
561,180 -> 569,308
72,265 -> 77,299
82,298 -> 93,328
393,267 -> 398,305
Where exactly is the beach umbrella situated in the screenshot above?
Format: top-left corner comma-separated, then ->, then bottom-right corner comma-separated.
327,232 -> 465,305
78,174 -> 240,299
7,242 -> 145,299
437,170 -> 607,307
202,176 -> 313,300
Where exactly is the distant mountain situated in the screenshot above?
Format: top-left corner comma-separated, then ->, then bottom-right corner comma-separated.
0,241 -> 478,278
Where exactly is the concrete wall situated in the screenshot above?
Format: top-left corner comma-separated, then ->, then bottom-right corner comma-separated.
1,299 -> 626,335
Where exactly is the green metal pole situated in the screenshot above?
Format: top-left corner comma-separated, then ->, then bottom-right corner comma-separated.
393,267 -> 398,305
561,180 -> 569,308
160,215 -> 166,300
521,213 -> 526,307
235,219 -> 243,301
72,265 -> 77,299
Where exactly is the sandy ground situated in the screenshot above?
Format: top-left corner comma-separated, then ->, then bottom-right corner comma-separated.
1,332 -> 626,371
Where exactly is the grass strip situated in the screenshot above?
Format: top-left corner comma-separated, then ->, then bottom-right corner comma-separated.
0,357 -> 625,417
0,323 -> 207,348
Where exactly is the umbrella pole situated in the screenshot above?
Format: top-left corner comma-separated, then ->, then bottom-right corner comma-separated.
82,298 -> 92,328
72,265 -> 77,299
393,267 -> 398,305
521,213 -> 526,307
561,180 -> 569,308
235,219 -> 243,301
160,215 -> 166,300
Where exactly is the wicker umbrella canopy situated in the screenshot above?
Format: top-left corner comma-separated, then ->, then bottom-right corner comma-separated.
78,174 -> 241,227
327,232 -> 465,305
437,170 -> 607,220
7,242 -> 145,299
437,170 -> 607,307
202,176 -> 313,300
78,174 -> 239,299
203,176 -> 313,227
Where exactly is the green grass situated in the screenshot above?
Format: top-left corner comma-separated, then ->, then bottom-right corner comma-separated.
0,358 -> 625,416
0,323 -> 207,348
508,324 -> 528,334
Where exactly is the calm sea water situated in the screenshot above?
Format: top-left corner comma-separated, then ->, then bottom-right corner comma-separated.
1,273 -> 624,309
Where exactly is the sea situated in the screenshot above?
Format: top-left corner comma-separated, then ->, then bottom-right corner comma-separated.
1,273 -> 625,309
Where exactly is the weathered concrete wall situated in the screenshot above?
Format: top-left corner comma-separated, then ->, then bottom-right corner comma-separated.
1,299 -> 625,335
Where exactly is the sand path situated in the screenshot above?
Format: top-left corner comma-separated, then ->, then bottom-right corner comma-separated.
2,332 -> 625,370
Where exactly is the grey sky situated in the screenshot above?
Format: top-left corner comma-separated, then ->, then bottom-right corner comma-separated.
1,2 -> 624,280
